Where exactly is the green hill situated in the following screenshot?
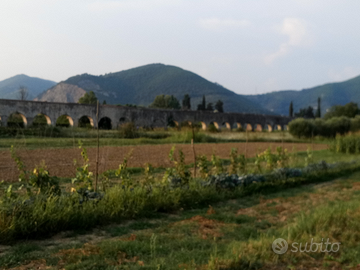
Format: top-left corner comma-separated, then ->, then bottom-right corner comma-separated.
38,64 -> 272,114
245,75 -> 360,116
0,74 -> 56,100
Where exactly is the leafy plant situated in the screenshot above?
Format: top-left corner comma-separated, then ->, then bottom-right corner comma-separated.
211,153 -> 224,175
142,163 -> 155,191
10,145 -> 31,195
29,161 -> 61,196
115,150 -> 134,187
197,155 -> 210,179
72,141 -> 94,195
305,146 -> 313,167
163,146 -> 191,187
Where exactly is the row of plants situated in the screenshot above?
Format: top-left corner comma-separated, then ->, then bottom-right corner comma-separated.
329,133 -> 360,154
0,143 -> 359,244
289,116 -> 360,138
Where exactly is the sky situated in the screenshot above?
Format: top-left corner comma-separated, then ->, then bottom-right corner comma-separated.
1,0 -> 360,95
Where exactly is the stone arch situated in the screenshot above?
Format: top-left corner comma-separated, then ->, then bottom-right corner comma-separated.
199,121 -> 207,130
266,125 -> 273,132
7,112 -> 27,127
255,124 -> 262,132
234,123 -> 242,130
56,115 -> 74,127
33,113 -> 51,126
210,122 -> 219,129
152,118 -> 164,129
99,117 -> 112,130
78,115 -> 94,128
246,123 -> 253,131
222,122 -> 231,130
276,125 -> 282,131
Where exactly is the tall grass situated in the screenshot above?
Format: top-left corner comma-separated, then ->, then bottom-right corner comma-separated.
329,133 -> 360,154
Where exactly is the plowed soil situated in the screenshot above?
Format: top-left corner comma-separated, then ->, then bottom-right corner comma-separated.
0,142 -> 327,182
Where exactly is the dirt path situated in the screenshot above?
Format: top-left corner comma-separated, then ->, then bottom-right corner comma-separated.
0,142 -> 327,182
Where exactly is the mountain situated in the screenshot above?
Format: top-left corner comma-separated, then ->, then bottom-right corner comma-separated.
36,64 -> 272,114
245,75 -> 360,116
0,74 -> 57,100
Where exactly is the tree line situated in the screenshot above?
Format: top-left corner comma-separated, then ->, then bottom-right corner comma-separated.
289,97 -> 321,118
78,91 -> 224,112
288,102 -> 360,138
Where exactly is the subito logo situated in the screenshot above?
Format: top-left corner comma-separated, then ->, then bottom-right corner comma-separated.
272,238 -> 288,255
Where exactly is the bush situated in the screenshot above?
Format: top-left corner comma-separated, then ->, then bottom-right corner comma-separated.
289,118 -> 315,138
208,123 -> 220,133
289,116 -> 354,138
118,122 -> 139,138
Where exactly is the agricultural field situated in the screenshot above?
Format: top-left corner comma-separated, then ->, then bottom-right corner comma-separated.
0,142 -> 327,182
0,126 -> 360,269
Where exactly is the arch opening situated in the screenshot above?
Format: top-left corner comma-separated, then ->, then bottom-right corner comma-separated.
56,115 -> 74,127
180,121 -> 192,128
99,117 -> 112,130
222,122 -> 231,130
234,123 -> 242,131
276,125 -> 282,131
200,121 -> 206,131
208,122 -> 220,132
255,124 -> 262,132
79,116 -> 94,128
33,114 -> 51,127
266,125 -> 273,132
246,123 -> 252,131
7,112 -> 27,128
166,115 -> 178,128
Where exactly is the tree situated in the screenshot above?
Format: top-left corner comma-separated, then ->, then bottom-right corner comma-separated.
215,100 -> 224,113
316,97 -> 321,118
103,100 -> 107,105
295,106 -> 315,119
289,101 -> 293,117
150,95 -> 180,109
324,102 -> 359,120
166,95 -> 181,109
78,91 -> 97,104
182,94 -> 191,110
17,86 -> 28,100
206,102 -> 213,111
197,95 -> 206,111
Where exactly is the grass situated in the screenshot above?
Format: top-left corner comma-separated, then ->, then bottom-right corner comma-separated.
0,126 -> 326,150
2,171 -> 360,269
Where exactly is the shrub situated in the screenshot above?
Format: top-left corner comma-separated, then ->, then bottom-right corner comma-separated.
118,122 -> 139,138
208,123 -> 220,133
289,116 -> 354,138
289,118 -> 315,138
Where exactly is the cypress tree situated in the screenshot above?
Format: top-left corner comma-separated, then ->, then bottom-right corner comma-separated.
289,101 -> 294,117
316,97 -> 321,118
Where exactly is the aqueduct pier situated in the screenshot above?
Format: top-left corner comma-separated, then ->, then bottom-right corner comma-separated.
0,99 -> 292,131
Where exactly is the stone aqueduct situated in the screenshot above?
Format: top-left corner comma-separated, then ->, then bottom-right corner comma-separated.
0,99 -> 292,131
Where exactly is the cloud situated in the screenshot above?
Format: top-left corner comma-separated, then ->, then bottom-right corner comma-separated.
199,18 -> 250,31
265,18 -> 308,64
88,0 -> 180,12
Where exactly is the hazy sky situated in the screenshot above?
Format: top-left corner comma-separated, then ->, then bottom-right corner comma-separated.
1,0 -> 360,95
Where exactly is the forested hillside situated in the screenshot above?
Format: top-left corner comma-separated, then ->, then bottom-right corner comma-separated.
245,75 -> 360,116
37,64 -> 272,114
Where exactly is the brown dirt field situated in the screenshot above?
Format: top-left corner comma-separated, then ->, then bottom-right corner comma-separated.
0,142 -> 327,182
